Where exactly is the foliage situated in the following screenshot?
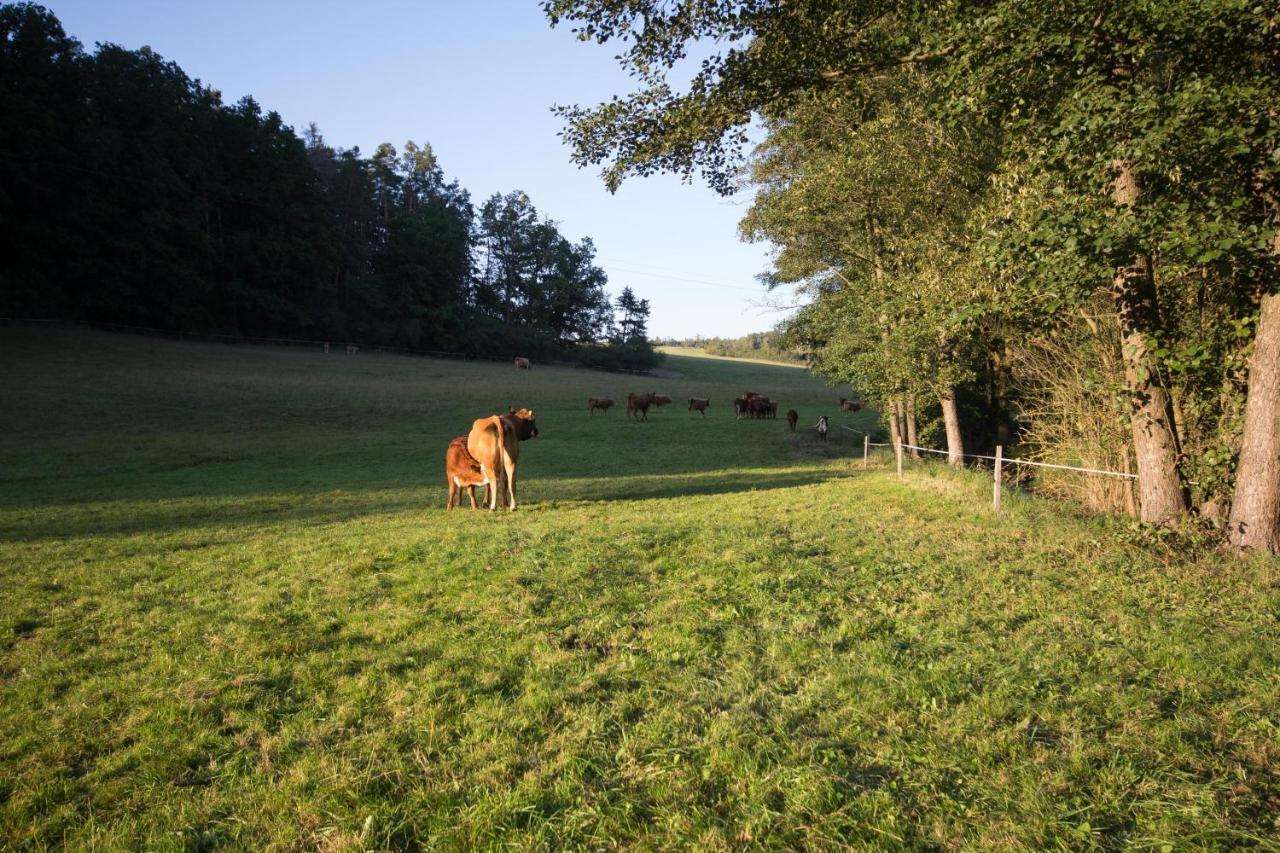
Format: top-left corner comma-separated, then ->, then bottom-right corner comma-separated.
0,4 -> 651,366
543,0 -> 1280,534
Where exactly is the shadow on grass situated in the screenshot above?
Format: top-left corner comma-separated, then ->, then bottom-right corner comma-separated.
2,465 -> 864,542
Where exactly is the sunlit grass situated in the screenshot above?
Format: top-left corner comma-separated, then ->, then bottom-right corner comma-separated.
2,329 -> 1277,848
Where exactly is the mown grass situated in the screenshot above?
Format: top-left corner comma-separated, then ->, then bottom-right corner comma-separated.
2,328 -> 1278,850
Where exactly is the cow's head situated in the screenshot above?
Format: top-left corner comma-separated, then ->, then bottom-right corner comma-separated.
508,407 -> 539,439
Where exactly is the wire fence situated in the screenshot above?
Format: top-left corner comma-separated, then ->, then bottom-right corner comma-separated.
846,425 -> 1146,513
1,317 -> 660,376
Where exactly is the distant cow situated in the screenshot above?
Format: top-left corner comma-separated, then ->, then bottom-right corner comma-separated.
815,415 -> 830,441
346,344 -> 359,355
323,341 -> 330,354
766,399 -> 779,419
587,397 -> 615,416
839,397 -> 863,413
786,409 -> 798,432
688,397 -> 709,416
445,436 -> 491,511
626,392 -> 654,421
651,393 -> 674,406
514,357 -> 531,370
466,407 -> 539,511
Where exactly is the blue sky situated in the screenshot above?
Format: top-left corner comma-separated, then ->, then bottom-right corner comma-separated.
50,0 -> 795,339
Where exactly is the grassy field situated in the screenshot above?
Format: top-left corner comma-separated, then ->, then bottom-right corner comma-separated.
2,328 -> 1278,850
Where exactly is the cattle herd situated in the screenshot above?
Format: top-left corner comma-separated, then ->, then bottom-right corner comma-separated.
444,364 -> 864,511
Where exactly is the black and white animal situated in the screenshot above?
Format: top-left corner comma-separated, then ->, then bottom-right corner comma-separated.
815,415 -> 830,442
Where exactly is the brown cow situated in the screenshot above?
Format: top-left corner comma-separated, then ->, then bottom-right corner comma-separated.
688,397 -> 709,416
514,357 -> 531,370
651,393 -> 674,406
587,397 -> 615,416
626,392 -> 654,421
466,408 -> 539,510
766,399 -> 779,419
445,436 -> 491,511
786,409 -> 798,432
839,397 -> 863,413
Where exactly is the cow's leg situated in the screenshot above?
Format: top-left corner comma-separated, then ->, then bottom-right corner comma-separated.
504,458 -> 518,511
467,485 -> 478,510
447,478 -> 456,511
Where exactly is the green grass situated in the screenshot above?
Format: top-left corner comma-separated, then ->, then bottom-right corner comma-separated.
2,328 -> 1278,850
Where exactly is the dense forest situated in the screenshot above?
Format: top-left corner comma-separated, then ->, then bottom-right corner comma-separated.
546,0 -> 1280,552
656,329 -> 806,364
0,4 -> 657,369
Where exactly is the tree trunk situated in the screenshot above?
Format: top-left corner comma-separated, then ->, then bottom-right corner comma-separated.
888,397 -> 902,450
1110,159 -> 1187,526
940,390 -> 964,466
1227,287 -> 1280,552
905,393 -> 921,459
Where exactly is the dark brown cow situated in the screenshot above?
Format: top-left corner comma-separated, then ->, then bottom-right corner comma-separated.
445,436 -> 491,511
766,399 -> 779,419
688,397 -> 709,416
587,397 -> 615,416
786,409 -> 798,432
466,408 -> 538,510
839,397 -> 863,413
626,392 -> 654,421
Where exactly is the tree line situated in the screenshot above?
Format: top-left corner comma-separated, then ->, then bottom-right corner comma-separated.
544,0 -> 1280,552
0,4 -> 657,370
655,329 -> 806,364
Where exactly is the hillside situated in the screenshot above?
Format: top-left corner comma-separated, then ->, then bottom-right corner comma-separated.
2,328 -> 1277,848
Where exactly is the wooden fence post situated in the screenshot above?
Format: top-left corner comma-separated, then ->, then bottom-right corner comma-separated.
895,439 -> 903,479
993,444 -> 1003,512
863,435 -> 869,469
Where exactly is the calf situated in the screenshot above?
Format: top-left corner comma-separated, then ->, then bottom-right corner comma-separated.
839,397 -> 863,413
651,393 -> 674,407
815,415 -> 830,441
445,436 -> 490,511
688,397 -> 710,416
786,409 -> 798,432
587,397 -> 615,416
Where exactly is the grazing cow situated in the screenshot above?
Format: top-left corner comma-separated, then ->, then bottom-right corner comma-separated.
323,341 -> 330,354
587,397 -> 615,416
787,409 -> 798,432
626,392 -> 654,421
839,397 -> 863,413
346,344 -> 359,355
688,397 -> 710,416
815,415 -> 830,441
766,399 -> 779,419
445,436 -> 491,511
466,407 -> 539,510
514,357 -> 531,370
651,393 -> 674,407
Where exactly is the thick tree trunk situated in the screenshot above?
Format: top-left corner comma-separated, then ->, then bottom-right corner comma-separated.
888,397 -> 902,450
1227,288 -> 1280,552
905,393 -> 921,459
940,390 -> 964,466
1111,159 -> 1187,525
